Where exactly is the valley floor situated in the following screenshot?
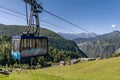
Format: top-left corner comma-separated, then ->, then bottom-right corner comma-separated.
0,57 -> 120,80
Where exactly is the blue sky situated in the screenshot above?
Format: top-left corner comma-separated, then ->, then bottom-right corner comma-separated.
0,0 -> 120,34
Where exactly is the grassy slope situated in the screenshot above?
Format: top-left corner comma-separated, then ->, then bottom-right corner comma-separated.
0,57 -> 120,80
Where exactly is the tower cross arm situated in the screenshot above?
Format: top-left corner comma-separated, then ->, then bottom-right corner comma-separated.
23,0 -> 36,5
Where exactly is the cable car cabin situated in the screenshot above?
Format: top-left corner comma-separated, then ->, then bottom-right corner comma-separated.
11,35 -> 48,59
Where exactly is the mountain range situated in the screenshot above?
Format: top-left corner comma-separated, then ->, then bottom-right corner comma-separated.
1,23 -> 120,59
58,32 -> 98,40
74,30 -> 120,58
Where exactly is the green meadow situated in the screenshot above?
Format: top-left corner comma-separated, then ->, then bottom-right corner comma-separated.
0,57 -> 120,80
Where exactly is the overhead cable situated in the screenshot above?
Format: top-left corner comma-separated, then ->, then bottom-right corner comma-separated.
43,9 -> 91,33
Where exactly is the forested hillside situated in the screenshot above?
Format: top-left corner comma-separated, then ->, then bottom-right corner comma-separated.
0,24 -> 87,68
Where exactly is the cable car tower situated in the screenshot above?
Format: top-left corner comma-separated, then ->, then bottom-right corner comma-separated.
11,0 -> 48,59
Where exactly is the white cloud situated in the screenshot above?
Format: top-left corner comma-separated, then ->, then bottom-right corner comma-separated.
111,24 -> 117,28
